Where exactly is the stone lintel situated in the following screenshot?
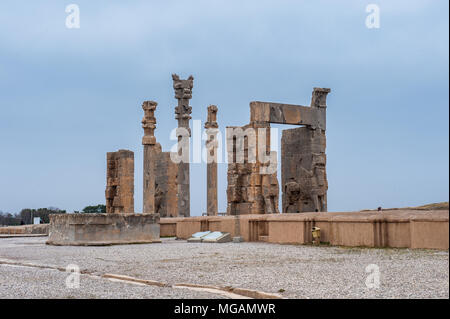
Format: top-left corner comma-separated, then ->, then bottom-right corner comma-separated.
250,101 -> 326,130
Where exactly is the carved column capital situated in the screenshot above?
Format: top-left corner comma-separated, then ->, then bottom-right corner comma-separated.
204,104 -> 218,129
172,74 -> 194,121
142,100 -> 157,145
311,88 -> 331,108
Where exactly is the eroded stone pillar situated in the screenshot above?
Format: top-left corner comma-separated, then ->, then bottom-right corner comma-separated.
142,100 -> 159,214
105,149 -> 134,214
205,105 -> 218,216
281,87 -> 330,213
282,127 -> 327,212
225,123 -> 279,215
172,74 -> 194,217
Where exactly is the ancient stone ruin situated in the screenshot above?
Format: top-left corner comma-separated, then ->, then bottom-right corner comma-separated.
173,74 -> 194,218
42,73 -> 450,250
105,149 -> 135,214
103,76 -> 330,218
106,79 -> 330,221
48,75 -> 331,245
226,122 -> 280,215
205,105 -> 219,216
124,74 -> 196,218
281,88 -> 330,213
45,74 -> 450,250
226,88 -> 330,214
107,77 -> 331,218
142,99 -> 179,217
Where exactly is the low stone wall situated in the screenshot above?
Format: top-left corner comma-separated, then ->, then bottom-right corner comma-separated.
0,224 -> 49,235
161,210 -> 449,249
160,217 -> 183,237
47,214 -> 160,246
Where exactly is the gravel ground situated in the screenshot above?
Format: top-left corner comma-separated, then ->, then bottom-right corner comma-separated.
0,237 -> 448,299
0,264 -> 224,299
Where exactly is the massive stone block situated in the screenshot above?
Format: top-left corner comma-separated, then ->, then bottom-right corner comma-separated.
279,87 -> 330,213
250,101 -> 326,130
281,127 -> 327,213
46,214 -> 160,246
226,123 -> 279,215
105,150 -> 134,214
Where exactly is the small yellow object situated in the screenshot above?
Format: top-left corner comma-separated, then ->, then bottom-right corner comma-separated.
312,227 -> 321,244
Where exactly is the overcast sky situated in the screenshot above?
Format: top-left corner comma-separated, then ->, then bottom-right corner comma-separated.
0,0 -> 448,215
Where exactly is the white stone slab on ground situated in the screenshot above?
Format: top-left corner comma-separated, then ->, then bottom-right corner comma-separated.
187,231 -> 231,243
187,231 -> 212,242
202,232 -> 231,243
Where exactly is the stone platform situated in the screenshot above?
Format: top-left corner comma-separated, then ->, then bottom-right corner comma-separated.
0,224 -> 49,235
160,209 -> 449,249
46,213 -> 160,246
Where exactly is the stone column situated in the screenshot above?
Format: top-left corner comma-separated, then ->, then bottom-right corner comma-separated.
142,101 -> 158,214
172,74 -> 194,217
205,105 -> 218,216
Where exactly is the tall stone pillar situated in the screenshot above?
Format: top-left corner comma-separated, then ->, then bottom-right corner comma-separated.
142,101 -> 158,214
205,105 -> 218,216
172,74 -> 194,217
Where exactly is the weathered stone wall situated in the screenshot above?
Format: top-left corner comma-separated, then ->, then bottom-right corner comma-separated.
0,224 -> 49,235
105,150 -> 134,214
161,210 -> 449,249
47,214 -> 160,246
281,127 -> 327,213
155,151 -> 178,217
226,88 -> 330,215
226,123 -> 279,215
